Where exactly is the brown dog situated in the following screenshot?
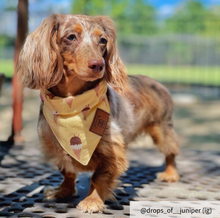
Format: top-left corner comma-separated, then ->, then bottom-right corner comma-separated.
17,14 -> 179,213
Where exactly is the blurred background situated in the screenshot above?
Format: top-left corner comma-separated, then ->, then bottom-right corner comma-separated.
0,0 -> 219,150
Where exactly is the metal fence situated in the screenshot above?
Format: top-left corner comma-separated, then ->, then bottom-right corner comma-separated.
0,35 -> 220,63
1,35 -> 220,65
0,34 -> 219,98
118,34 -> 220,66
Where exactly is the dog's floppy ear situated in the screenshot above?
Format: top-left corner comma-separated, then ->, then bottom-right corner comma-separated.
17,14 -> 63,89
97,16 -> 128,94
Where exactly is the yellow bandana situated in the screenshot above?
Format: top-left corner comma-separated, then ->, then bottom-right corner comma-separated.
40,80 -> 110,166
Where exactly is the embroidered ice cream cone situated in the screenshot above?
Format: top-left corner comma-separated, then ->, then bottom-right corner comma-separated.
100,95 -> 108,107
52,111 -> 58,124
70,136 -> 82,160
81,105 -> 90,120
65,97 -> 74,108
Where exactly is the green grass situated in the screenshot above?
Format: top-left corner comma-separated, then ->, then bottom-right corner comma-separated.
0,59 -> 14,77
0,59 -> 220,85
128,65 -> 220,86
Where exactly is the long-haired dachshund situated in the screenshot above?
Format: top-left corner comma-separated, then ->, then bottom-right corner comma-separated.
17,14 -> 179,213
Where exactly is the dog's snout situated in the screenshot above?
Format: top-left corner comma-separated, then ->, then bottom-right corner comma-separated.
88,59 -> 105,73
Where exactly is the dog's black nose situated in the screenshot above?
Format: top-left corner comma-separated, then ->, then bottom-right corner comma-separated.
88,59 -> 105,73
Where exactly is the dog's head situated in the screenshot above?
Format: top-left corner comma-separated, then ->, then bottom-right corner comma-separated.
17,14 -> 127,94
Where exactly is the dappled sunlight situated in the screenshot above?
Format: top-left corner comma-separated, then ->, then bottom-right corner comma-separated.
174,100 -> 220,150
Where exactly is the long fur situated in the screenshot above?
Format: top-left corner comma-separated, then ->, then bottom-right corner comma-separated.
17,14 -> 179,213
17,14 -> 64,89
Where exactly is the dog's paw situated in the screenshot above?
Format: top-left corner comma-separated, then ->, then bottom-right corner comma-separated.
44,186 -> 77,199
157,170 -> 179,183
77,197 -> 105,213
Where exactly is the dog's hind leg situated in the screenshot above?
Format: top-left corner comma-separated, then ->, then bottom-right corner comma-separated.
145,124 -> 180,182
44,170 -> 77,199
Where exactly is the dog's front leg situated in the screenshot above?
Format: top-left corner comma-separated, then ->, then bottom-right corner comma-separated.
77,167 -> 118,213
78,143 -> 128,213
44,169 -> 77,199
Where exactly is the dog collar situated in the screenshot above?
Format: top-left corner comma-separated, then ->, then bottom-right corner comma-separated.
40,80 -> 110,165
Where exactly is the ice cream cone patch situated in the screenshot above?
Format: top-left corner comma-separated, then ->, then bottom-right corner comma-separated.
40,80 -> 110,165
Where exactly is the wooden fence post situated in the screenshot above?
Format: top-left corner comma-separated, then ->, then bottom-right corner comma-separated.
8,0 -> 28,143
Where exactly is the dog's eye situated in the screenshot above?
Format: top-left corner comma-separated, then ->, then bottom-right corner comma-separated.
67,34 -> 76,41
100,38 -> 107,45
